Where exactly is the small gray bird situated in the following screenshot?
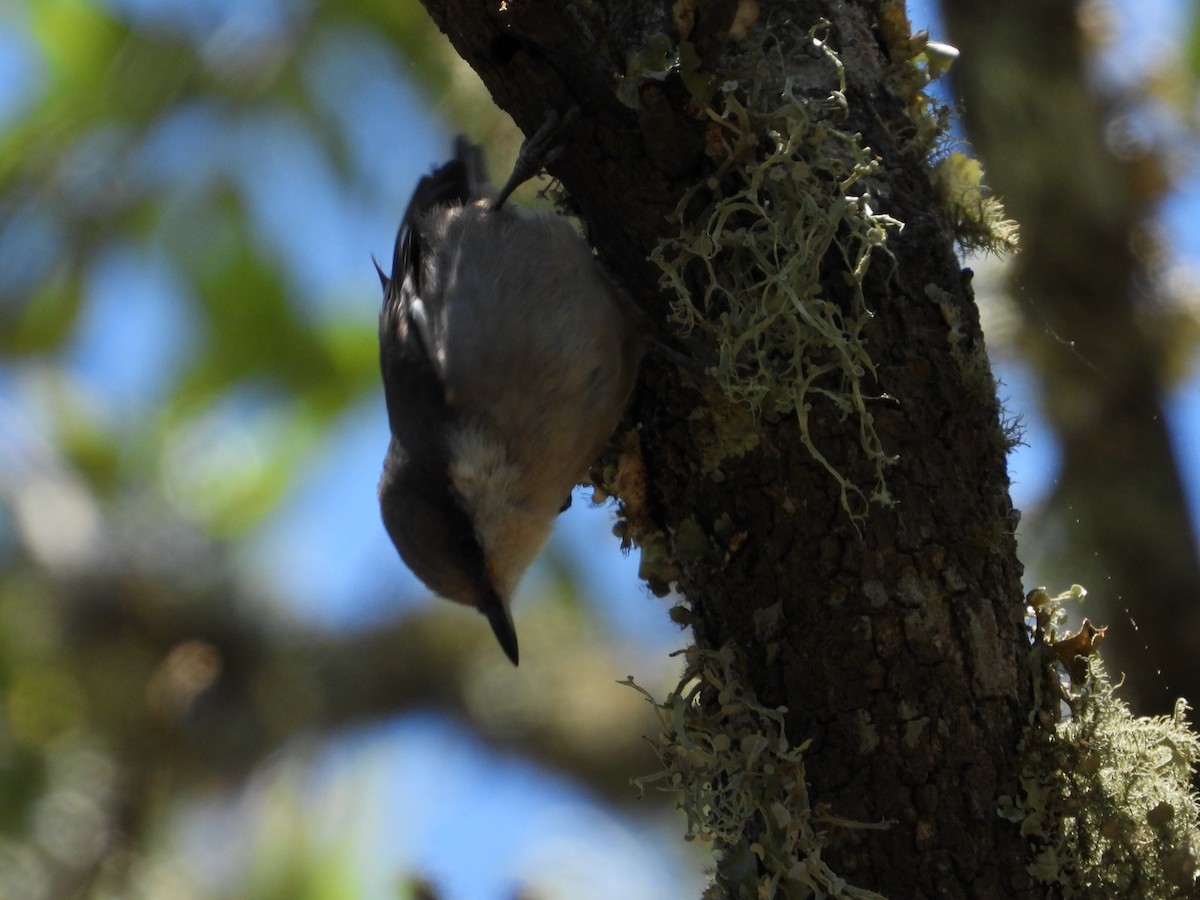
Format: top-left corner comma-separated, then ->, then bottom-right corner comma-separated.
375,117 -> 644,665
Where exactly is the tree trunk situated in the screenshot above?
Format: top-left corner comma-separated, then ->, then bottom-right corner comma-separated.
417,0 -> 1039,895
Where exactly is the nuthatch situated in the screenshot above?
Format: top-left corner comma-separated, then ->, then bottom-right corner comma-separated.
375,114 -> 645,665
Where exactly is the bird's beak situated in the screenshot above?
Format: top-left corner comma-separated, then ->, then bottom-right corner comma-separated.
480,589 -> 519,666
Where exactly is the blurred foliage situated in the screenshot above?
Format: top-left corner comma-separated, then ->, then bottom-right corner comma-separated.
0,0 -> 684,897
943,0 -> 1200,716
1,0 -> 382,520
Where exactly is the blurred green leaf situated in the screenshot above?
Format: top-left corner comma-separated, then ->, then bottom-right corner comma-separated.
0,263 -> 82,355
29,0 -> 124,86
1189,0 -> 1200,83
8,665 -> 86,745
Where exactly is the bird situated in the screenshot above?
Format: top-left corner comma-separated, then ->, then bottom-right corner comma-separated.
375,113 -> 645,665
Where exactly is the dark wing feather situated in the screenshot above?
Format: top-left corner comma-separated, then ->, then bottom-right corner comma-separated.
390,157 -> 471,298
377,155 -> 474,440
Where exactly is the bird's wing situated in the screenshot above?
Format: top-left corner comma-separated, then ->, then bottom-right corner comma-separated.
377,154 -> 475,441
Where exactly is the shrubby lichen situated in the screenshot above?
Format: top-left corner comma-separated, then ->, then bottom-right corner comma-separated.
624,646 -> 889,899
929,151 -> 1020,256
648,22 -> 900,524
877,13 -> 1019,255
1002,586 -> 1200,897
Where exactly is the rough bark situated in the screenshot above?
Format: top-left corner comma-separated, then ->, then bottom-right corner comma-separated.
416,0 -> 1039,895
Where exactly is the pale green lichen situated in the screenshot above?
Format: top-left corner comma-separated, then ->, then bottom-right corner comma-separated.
1001,586 -> 1200,897
624,646 -> 890,899
618,30 -> 716,110
928,151 -> 1019,256
925,283 -> 968,357
925,280 -> 1012,443
882,28 -> 955,161
689,384 -> 762,478
649,22 -> 900,525
879,13 -> 1019,256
